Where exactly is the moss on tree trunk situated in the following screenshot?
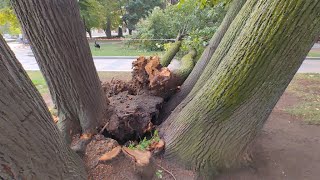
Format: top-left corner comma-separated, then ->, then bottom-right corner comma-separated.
172,48 -> 197,83
160,40 -> 182,67
161,0 -> 247,120
162,0 -> 320,179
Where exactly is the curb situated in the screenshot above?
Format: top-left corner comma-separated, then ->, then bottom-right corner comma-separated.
305,57 -> 320,61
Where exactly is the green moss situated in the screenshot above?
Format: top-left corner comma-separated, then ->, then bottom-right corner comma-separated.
176,48 -> 197,80
160,41 -> 182,67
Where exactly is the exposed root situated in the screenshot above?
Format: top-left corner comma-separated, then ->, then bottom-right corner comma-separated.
157,164 -> 177,180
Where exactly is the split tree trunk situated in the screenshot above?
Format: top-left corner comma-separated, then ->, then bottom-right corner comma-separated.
0,35 -> 86,179
160,0 -> 247,120
11,0 -> 107,143
162,0 -> 320,179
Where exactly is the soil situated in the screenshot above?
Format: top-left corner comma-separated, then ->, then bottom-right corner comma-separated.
83,77 -> 320,179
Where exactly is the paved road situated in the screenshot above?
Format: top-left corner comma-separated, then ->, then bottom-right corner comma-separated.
7,42 -> 320,73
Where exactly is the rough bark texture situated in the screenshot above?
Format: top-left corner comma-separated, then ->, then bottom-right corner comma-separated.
162,0 -> 320,178
160,40 -> 182,67
11,0 -> 107,143
0,35 -> 86,179
161,0 -> 247,120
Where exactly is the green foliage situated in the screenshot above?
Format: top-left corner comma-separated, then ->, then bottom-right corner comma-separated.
133,0 -> 226,56
128,130 -> 161,151
79,0 -> 105,33
98,0 -> 124,30
179,0 -> 232,8
155,170 -> 163,179
123,0 -> 163,30
0,4 -> 21,35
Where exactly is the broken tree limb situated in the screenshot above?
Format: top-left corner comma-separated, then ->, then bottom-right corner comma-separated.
122,147 -> 156,180
98,146 -> 122,162
160,32 -> 185,67
172,48 -> 197,84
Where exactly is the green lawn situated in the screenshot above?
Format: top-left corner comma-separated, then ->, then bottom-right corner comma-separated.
285,74 -> 320,125
90,41 -> 163,56
307,50 -> 320,57
27,71 -> 131,96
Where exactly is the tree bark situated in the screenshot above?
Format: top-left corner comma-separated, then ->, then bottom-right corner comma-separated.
160,41 -> 182,67
11,0 -> 107,143
160,0 -> 247,121
162,0 -> 320,178
106,16 -> 112,38
129,29 -> 133,35
172,48 -> 197,84
0,35 -> 86,179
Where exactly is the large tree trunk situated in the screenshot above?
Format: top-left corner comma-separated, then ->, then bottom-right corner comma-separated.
0,35 -> 86,179
160,0 -> 247,121
106,16 -> 112,38
11,0 -> 107,143
161,0 -> 320,179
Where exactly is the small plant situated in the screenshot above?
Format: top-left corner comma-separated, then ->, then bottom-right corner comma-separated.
155,169 -> 163,179
128,130 -> 161,151
128,142 -> 137,150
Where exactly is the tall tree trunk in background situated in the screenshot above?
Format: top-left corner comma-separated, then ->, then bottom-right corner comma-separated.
0,35 -> 86,179
129,29 -> 133,35
160,0 -> 247,121
11,0 -> 107,143
87,29 -> 92,39
106,16 -> 112,38
118,27 -> 123,37
161,0 -> 320,179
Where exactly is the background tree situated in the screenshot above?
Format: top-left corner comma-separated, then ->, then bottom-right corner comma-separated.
0,34 -> 86,179
161,0 -> 320,179
98,0 -> 123,38
123,0 -> 163,35
79,0 -> 104,38
0,0 -> 20,35
133,0 -> 226,55
11,0 -> 108,143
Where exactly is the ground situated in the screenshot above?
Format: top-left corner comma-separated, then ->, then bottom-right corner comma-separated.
308,45 -> 320,57
29,71 -> 320,179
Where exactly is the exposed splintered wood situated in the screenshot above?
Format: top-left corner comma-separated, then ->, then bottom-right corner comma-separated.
84,135 -> 119,169
99,146 -> 122,162
149,139 -> 165,155
122,147 -> 156,180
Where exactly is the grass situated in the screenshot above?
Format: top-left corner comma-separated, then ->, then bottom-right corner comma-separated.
307,50 -> 320,57
285,73 -> 320,125
27,71 -> 131,96
90,41 -> 163,56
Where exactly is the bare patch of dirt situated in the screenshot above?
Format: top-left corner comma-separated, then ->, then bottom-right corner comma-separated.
216,90 -> 320,180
